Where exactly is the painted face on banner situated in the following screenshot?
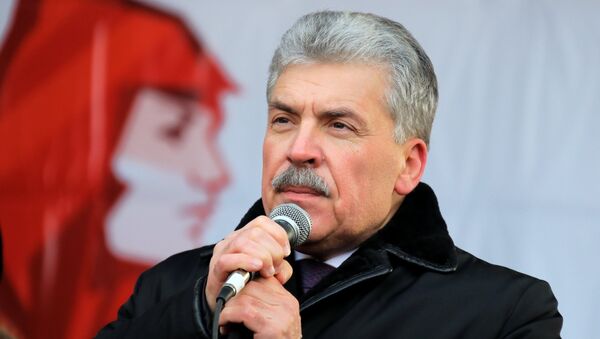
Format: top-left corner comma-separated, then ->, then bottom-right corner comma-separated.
107,88 -> 229,263
262,63 -> 407,258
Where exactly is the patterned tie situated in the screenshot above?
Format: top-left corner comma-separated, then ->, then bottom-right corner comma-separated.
297,258 -> 335,294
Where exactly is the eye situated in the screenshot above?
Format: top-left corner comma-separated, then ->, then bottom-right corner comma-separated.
331,121 -> 349,130
269,115 -> 295,132
273,116 -> 291,125
161,109 -> 193,143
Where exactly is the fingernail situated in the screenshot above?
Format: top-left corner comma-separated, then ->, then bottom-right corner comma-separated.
285,245 -> 291,256
268,266 -> 275,276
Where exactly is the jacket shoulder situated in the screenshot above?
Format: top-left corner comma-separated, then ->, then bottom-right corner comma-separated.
454,247 -> 562,337
455,247 -> 546,285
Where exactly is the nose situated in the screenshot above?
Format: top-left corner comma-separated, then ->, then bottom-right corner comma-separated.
188,139 -> 230,194
286,124 -> 323,168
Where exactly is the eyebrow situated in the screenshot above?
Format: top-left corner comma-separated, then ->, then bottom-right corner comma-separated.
268,100 -> 298,115
319,108 -> 368,129
269,100 -> 367,127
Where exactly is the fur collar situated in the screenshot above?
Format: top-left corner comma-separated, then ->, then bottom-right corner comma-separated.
236,182 -> 457,272
377,182 -> 457,272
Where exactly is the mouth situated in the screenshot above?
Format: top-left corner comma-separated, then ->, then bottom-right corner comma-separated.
184,200 -> 215,219
279,185 -> 324,196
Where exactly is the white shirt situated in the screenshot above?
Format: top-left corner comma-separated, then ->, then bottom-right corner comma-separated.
294,249 -> 357,268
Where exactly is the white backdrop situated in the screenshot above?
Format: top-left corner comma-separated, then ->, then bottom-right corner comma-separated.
2,1 -> 598,338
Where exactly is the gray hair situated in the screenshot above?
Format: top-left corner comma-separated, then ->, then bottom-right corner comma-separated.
267,11 -> 438,145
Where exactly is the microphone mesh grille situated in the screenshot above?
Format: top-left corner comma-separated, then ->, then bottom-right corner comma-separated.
269,203 -> 312,247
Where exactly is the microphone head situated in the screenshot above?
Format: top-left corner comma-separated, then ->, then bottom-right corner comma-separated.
269,203 -> 312,247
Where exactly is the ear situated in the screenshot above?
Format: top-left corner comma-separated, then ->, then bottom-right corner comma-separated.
394,138 -> 428,196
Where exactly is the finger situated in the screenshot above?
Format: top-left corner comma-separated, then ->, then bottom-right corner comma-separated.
226,235 -> 278,277
241,217 -> 291,257
207,236 -> 283,309
219,278 -> 300,337
274,260 -> 293,285
212,253 -> 263,281
207,248 -> 266,311
235,277 -> 294,307
227,226 -> 288,277
206,252 -> 262,312
249,216 -> 292,256
219,297 -> 265,333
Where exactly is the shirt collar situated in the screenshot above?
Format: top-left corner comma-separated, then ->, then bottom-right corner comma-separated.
294,249 -> 357,268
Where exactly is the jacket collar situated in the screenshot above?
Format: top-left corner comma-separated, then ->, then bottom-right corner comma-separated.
375,182 -> 457,272
236,182 -> 457,273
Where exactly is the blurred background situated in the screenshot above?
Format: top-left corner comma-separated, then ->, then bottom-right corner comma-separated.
0,1 -> 598,338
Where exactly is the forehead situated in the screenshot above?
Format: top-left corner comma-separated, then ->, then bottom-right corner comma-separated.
270,63 -> 391,121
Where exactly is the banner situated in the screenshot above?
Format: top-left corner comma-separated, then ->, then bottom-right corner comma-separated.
0,1 -> 233,338
1,1 -> 598,338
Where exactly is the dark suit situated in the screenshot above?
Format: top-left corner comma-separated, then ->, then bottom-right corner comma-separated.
97,183 -> 562,338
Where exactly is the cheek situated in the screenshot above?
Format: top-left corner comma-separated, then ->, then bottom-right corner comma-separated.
331,148 -> 398,216
330,150 -> 374,210
261,145 -> 273,193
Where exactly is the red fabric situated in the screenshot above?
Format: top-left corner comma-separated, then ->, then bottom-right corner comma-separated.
0,1 -> 233,338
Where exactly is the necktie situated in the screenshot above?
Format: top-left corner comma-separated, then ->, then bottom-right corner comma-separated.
297,258 -> 335,294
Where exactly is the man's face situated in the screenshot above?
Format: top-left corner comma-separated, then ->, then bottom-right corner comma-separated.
262,63 -> 408,258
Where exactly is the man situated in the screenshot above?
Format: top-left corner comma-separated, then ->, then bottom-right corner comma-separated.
97,11 -> 562,338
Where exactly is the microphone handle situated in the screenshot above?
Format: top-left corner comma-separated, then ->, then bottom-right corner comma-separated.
222,269 -> 253,298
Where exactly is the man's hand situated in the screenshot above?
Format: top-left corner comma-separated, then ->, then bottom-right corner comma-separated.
205,216 -> 299,337
219,276 -> 301,338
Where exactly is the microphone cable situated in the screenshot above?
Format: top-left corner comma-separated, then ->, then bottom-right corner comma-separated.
212,284 -> 236,339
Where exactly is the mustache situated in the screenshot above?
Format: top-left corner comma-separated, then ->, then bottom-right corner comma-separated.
271,166 -> 330,197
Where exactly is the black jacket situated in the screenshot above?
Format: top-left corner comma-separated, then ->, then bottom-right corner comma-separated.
97,183 -> 562,338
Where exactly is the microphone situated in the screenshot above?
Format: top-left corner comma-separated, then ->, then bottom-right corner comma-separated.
218,203 -> 312,302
